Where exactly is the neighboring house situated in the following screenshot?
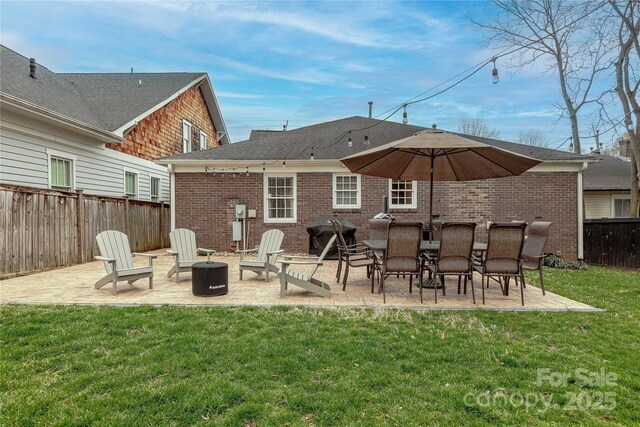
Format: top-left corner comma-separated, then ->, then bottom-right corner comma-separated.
158,116 -> 597,260
0,45 -> 228,202
583,154 -> 637,218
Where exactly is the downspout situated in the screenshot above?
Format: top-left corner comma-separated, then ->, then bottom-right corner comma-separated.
168,163 -> 176,231
577,162 -> 588,260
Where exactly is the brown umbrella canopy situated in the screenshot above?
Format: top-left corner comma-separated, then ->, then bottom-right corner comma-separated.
341,129 -> 541,181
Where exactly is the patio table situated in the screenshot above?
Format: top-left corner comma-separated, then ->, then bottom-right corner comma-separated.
363,240 -> 488,292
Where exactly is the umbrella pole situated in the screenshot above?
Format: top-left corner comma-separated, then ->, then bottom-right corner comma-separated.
428,154 -> 434,244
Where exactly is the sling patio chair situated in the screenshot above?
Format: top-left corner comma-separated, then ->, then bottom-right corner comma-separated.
94,230 -> 157,295
521,221 -> 553,295
424,222 -> 477,304
237,229 -> 284,282
329,219 -> 374,291
473,222 -> 527,305
278,235 -> 337,298
166,228 -> 216,282
373,221 -> 423,303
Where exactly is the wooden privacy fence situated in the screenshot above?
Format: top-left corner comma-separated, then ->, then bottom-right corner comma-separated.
0,185 -> 170,278
583,218 -> 639,269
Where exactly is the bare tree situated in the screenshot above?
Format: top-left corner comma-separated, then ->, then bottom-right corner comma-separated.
478,1 -> 611,154
457,117 -> 501,138
517,129 -> 549,147
607,0 -> 640,216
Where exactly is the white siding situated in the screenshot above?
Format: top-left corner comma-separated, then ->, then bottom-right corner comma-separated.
0,109 -> 170,201
584,194 -> 611,219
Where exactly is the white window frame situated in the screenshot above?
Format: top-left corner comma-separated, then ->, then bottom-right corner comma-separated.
389,180 -> 418,209
611,195 -> 631,218
150,175 -> 162,203
182,119 -> 192,153
45,148 -> 77,191
263,173 -> 297,224
199,131 -> 208,150
123,167 -> 139,199
332,173 -> 361,209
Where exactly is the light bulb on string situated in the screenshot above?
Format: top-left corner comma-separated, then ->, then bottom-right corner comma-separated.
282,159 -> 286,168
491,57 -> 499,84
569,137 -> 574,152
402,104 -> 408,124
364,135 -> 370,146
310,146 -> 314,161
347,136 -> 352,148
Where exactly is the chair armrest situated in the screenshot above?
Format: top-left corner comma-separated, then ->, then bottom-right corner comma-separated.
280,260 -> 323,266
132,253 -> 158,259
197,248 -> 216,254
166,250 -> 178,255
95,256 -> 116,263
283,255 -> 318,260
267,250 -> 285,255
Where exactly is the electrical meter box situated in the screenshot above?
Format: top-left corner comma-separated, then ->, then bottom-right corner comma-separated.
235,204 -> 246,219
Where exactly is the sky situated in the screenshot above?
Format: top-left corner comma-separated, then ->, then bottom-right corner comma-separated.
0,0 -> 621,150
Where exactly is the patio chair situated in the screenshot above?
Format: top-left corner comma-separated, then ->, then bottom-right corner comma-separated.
237,229 -> 284,282
424,222 -> 476,304
473,223 -> 527,305
330,219 -> 374,291
278,235 -> 336,298
373,221 -> 423,303
94,230 -> 157,295
521,221 -> 553,295
166,228 -> 216,282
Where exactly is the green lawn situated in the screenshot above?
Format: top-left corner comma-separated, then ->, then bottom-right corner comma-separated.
1,267 -> 639,426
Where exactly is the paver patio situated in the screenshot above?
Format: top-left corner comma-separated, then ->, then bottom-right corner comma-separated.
0,249 -> 600,311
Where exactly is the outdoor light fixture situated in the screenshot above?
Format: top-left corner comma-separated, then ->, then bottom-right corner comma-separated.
491,57 -> 499,84
348,136 -> 352,147
402,104 -> 408,124
364,135 -> 370,145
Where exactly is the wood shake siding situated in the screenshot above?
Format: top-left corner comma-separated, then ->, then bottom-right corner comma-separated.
175,171 -> 579,260
108,85 -> 218,160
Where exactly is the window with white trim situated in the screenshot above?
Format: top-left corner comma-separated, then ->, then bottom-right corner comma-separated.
333,174 -> 360,209
389,180 -> 417,209
613,196 -> 631,218
182,120 -> 192,153
199,131 -> 208,150
50,156 -> 73,191
264,174 -> 296,223
125,172 -> 138,199
151,177 -> 160,202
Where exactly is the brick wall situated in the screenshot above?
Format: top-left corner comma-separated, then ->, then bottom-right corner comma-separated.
107,85 -> 218,160
175,171 -> 579,259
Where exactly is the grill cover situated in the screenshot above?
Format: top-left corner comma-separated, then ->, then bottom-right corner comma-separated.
307,216 -> 356,260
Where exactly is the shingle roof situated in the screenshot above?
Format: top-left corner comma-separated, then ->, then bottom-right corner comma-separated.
0,45 -> 205,132
249,129 -> 283,139
583,154 -> 632,191
160,116 -> 591,162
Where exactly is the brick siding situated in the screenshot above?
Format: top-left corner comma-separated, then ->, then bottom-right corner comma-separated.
107,85 -> 219,160
175,171 -> 579,259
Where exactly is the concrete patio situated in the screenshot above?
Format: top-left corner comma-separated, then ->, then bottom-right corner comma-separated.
0,249 -> 600,311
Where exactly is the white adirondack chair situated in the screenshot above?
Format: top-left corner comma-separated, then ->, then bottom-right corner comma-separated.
278,235 -> 336,298
94,230 -> 157,294
167,228 -> 216,282
237,229 -> 284,282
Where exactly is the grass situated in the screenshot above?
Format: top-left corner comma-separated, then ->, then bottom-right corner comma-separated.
1,267 -> 639,426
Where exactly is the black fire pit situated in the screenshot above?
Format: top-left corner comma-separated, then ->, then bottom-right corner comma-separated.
192,262 -> 228,296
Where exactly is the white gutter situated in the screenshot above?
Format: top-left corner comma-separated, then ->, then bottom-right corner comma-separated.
168,163 -> 176,231
0,93 -> 123,143
577,161 -> 588,259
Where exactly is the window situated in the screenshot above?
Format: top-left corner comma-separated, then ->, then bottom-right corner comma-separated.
125,172 -> 137,199
151,177 -> 160,202
199,131 -> 208,150
182,120 -> 192,153
50,157 -> 73,191
389,180 -> 417,209
264,174 -> 296,223
613,196 -> 631,218
333,174 -> 360,209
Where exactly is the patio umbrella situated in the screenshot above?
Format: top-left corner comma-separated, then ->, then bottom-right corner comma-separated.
340,128 -> 542,241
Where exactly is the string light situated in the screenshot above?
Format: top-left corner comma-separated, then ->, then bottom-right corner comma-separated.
246,167 -> 249,176
262,163 -> 266,172
364,135 -> 370,146
402,104 -> 408,124
569,137 -> 574,152
282,158 -> 286,168
347,131 -> 352,147
310,146 -> 314,161
491,57 -> 499,84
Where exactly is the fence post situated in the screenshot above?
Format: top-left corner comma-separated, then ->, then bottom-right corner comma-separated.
124,196 -> 130,237
159,200 -> 165,248
76,188 -> 84,263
